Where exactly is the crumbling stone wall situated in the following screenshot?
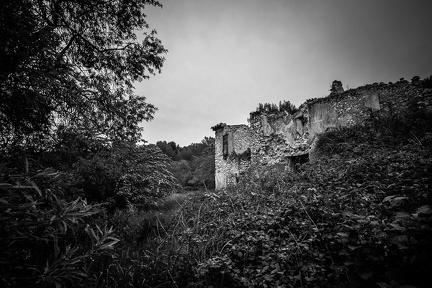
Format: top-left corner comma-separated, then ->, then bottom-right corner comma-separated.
212,123 -> 258,189
306,78 -> 425,137
248,110 -> 310,166
212,77 -> 430,189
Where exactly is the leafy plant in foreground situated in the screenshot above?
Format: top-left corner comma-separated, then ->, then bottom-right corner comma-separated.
0,173 -> 121,288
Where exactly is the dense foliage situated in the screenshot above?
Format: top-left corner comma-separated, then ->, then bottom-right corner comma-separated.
2,89 -> 431,287
0,0 -> 175,206
0,174 -> 118,287
2,91 -> 431,287
72,143 -> 179,208
92,90 -> 431,288
0,1 -> 181,287
1,0 -> 166,145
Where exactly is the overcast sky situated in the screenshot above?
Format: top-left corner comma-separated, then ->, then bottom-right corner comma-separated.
135,0 -> 432,147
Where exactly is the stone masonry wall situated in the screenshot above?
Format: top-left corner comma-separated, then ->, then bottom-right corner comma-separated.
212,77 -> 431,189
212,123 -> 258,189
306,78 -> 425,138
248,110 -> 310,167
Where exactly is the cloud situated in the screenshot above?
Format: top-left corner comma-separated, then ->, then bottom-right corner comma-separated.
138,0 -> 432,146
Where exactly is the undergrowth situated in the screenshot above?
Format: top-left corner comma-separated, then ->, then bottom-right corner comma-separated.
105,119 -> 431,287
2,93 -> 431,287
116,92 -> 432,288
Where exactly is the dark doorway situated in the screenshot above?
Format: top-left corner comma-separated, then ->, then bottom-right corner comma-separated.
290,153 -> 309,171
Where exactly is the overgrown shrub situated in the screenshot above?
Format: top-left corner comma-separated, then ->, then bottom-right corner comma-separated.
71,143 -> 179,210
0,175 -> 121,288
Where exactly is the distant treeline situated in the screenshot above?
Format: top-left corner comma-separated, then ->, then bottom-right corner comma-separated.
156,137 -> 215,190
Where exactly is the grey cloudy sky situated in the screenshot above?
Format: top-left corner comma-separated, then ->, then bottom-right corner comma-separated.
135,0 -> 432,146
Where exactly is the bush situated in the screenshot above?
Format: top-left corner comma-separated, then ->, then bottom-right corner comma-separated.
0,175 -> 121,288
72,143 -> 180,210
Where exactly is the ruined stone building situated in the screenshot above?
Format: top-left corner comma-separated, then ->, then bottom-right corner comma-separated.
212,77 -> 429,190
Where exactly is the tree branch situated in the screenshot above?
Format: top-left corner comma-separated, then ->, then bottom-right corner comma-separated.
57,34 -> 77,62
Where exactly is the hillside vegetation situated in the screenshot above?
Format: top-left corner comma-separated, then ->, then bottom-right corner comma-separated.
119,90 -> 431,288
1,91 -> 431,287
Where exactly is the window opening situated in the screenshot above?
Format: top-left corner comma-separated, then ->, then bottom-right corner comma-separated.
223,134 -> 228,160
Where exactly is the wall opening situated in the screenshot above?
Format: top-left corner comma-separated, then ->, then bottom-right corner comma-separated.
289,153 -> 309,172
223,134 -> 228,160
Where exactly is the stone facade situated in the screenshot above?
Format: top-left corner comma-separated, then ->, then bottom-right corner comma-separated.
212,78 -> 430,190
211,124 -> 258,189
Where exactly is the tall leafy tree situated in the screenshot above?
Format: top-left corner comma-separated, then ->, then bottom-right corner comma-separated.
0,0 -> 167,146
